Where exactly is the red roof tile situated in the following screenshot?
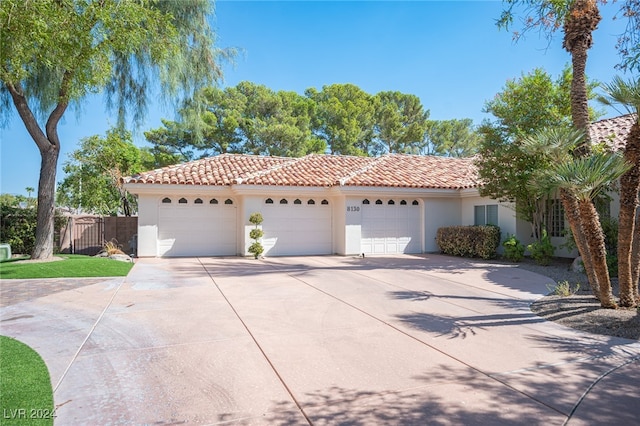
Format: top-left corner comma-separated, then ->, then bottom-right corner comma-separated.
124,115 -> 634,190
124,153 -> 476,189
589,113 -> 637,151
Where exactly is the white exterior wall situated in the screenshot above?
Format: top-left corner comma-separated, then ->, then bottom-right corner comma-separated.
423,198 -> 461,252
137,194 -> 159,257
343,196 -> 363,255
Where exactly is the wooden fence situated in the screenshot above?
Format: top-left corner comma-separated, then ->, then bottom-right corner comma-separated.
59,216 -> 138,256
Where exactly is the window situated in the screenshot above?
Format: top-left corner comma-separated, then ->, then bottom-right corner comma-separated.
294,199 -> 302,205
162,197 -> 171,204
412,200 -> 419,206
178,198 -> 187,204
362,199 -> 370,205
265,198 -> 273,204
321,199 -> 329,205
375,199 -> 383,205
474,205 -> 498,226
280,198 -> 288,204
547,199 -> 565,237
307,199 -> 315,205
194,198 -> 203,204
400,200 -> 407,205
224,199 -> 233,205
210,198 -> 218,204
388,200 -> 395,205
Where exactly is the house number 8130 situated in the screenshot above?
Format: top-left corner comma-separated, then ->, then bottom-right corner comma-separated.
346,206 -> 360,212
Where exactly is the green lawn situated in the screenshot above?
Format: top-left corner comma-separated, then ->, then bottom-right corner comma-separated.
0,336 -> 55,425
0,254 -> 134,279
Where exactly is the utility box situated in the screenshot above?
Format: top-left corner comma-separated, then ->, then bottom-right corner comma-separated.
0,244 -> 11,261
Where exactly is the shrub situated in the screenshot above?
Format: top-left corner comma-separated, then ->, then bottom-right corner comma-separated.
436,225 -> 501,259
546,280 -> 581,296
0,205 -> 65,255
247,212 -> 264,259
502,234 -> 525,262
100,239 -> 126,256
527,229 -> 555,265
606,254 -> 618,278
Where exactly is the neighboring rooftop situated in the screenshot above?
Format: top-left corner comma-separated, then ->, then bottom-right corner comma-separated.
589,113 -> 637,151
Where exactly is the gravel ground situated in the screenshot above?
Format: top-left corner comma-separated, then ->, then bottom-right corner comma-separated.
512,258 -> 640,340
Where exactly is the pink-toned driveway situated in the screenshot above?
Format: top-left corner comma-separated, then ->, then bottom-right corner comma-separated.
1,255 -> 639,425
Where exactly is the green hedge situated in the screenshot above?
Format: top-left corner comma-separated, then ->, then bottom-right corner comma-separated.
0,206 -> 65,255
436,225 -> 501,259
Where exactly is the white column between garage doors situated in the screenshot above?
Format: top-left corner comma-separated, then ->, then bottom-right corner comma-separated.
157,197 -> 237,257
260,197 -> 332,256
361,198 -> 422,254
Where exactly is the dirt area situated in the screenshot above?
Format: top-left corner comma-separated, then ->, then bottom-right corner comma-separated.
516,258 -> 640,340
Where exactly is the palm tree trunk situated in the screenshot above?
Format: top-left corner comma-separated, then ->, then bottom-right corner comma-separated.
560,189 -> 601,301
570,47 -> 591,136
631,210 -> 640,300
617,122 -> 640,307
563,0 -> 600,148
578,199 -> 617,308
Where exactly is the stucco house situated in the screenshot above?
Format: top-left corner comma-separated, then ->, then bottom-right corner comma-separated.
123,114 -> 635,258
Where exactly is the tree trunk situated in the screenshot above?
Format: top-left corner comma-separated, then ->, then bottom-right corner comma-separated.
6,81 -> 67,260
570,46 -> 591,135
578,199 -> 617,308
563,0 -> 600,155
631,209 -> 640,300
560,189 -> 601,301
32,146 -> 60,259
617,122 -> 640,307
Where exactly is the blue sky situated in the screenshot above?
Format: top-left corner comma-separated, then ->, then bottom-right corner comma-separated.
0,1 -> 631,196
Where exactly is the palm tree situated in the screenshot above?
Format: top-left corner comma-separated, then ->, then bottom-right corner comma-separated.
563,0 -> 601,138
599,76 -> 640,306
523,127 -> 632,307
541,153 -> 632,308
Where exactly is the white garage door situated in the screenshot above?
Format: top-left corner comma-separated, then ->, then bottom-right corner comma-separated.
158,197 -> 236,257
361,199 -> 421,254
261,197 -> 332,256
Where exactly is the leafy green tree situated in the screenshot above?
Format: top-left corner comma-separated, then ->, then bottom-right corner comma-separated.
373,91 -> 428,155
421,119 -> 481,157
143,119 -> 198,164
599,76 -> 640,306
476,67 -> 598,239
57,129 -> 145,216
1,0 -> 231,259
237,82 -> 324,157
306,84 -> 376,156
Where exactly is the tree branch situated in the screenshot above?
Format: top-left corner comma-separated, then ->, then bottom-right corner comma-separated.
4,81 -> 50,152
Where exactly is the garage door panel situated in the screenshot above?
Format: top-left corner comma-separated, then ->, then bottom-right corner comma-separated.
361,202 -> 421,255
262,204 -> 331,256
158,205 -> 236,257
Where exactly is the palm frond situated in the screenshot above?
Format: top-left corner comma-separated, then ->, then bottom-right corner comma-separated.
520,126 -> 586,160
543,152 -> 632,201
598,76 -> 640,115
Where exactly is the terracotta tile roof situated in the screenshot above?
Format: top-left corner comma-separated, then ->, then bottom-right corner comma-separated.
125,154 -> 292,186
239,154 -> 376,187
340,154 -> 478,189
589,113 -> 637,151
124,153 -> 476,189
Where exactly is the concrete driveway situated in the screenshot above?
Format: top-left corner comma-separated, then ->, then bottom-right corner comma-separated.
2,255 -> 640,425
